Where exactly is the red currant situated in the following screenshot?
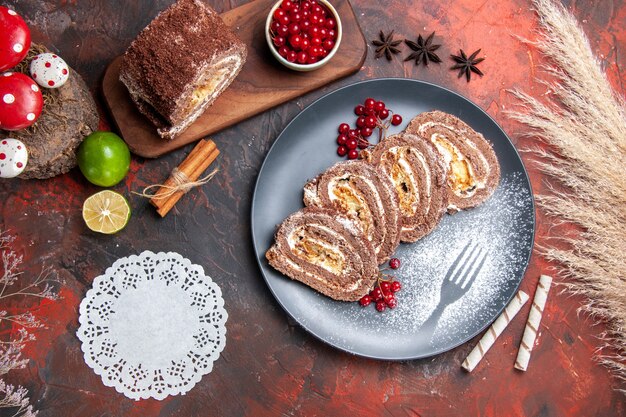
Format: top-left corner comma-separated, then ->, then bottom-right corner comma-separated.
273,36 -> 286,47
374,101 -> 385,113
312,4 -> 323,15
286,50 -> 297,62
302,1 -> 312,10
296,51 -> 308,64
380,281 -> 391,293
301,19 -> 311,30
375,300 -> 386,312
322,39 -> 334,51
371,286 -> 383,299
271,21 -> 281,32
338,123 -> 350,134
288,23 -> 300,35
347,149 -> 358,160
360,127 -> 373,138
300,38 -> 310,50
389,258 -> 400,269
309,26 -> 320,37
282,0 -> 293,9
319,26 -> 328,39
365,115 -> 377,128
354,105 -> 365,115
327,29 -> 336,39
336,134 -> 347,145
348,128 -> 360,138
326,18 -> 336,29
310,14 -> 321,26
386,296 -> 398,309
290,11 -> 302,22
356,116 -> 366,128
364,98 -> 376,109
277,25 -> 289,36
359,294 -> 372,307
306,55 -> 319,64
311,36 -> 322,47
346,138 -> 358,150
289,34 -> 302,49
278,46 -> 289,57
391,281 -> 402,293
379,109 -> 389,120
337,146 -> 348,157
391,114 -> 403,126
279,14 -> 290,26
274,8 -> 286,20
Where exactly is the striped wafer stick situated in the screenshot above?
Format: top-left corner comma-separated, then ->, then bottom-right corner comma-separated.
461,290 -> 529,372
515,275 -> 553,371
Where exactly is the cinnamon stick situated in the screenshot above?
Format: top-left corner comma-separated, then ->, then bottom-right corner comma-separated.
149,139 -> 220,217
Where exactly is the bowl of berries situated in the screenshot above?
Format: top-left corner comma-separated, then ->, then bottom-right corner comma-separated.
266,0 -> 342,71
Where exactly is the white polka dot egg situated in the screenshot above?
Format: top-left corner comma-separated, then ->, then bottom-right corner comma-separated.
0,138 -> 28,178
30,53 -> 69,89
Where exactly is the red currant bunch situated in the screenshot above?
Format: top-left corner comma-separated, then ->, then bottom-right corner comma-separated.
269,0 -> 338,65
335,98 -> 403,160
358,258 -> 402,313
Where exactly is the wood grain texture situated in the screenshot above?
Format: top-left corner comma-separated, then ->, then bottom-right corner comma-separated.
1,0 -> 626,416
102,0 -> 367,158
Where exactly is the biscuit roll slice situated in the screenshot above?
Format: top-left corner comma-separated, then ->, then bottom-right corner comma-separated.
120,0 -> 247,139
303,161 -> 401,264
266,207 -> 378,302
405,111 -> 500,212
364,133 -> 448,243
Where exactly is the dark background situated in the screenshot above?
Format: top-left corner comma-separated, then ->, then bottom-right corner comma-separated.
1,0 -> 625,416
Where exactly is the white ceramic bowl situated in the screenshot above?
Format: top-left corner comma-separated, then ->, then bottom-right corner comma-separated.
265,0 -> 342,72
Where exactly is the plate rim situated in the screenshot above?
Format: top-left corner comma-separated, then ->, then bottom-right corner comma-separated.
251,77 -> 536,360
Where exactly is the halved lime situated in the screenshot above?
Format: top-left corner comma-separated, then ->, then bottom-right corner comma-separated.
82,190 -> 131,234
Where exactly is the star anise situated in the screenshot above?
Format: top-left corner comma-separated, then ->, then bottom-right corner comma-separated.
404,32 -> 442,66
450,49 -> 485,82
372,30 -> 402,61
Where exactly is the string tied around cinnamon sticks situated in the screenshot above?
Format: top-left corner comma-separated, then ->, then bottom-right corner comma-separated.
134,167 -> 219,200
133,139 -> 220,217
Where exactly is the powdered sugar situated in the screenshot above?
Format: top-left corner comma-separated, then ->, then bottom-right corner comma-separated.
318,172 -> 534,356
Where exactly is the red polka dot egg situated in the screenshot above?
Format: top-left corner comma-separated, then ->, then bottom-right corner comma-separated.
30,52 -> 69,89
0,6 -> 31,72
0,72 -> 43,130
0,138 -> 28,178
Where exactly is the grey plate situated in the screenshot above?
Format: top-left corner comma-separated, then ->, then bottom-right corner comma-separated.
251,78 -> 535,360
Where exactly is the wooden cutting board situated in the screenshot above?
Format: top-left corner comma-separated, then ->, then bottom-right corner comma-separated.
102,0 -> 366,158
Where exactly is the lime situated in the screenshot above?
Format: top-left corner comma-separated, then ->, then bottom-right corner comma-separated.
82,190 -> 131,234
77,131 -> 131,187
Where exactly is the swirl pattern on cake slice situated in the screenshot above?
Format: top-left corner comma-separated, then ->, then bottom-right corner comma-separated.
405,110 -> 500,212
265,207 -> 378,301
363,133 -> 448,243
302,161 -> 401,265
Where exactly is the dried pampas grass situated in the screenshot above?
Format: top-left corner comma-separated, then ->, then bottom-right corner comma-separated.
509,0 -> 626,390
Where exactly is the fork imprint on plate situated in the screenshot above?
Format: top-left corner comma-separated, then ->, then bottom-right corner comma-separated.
444,240 -> 489,292
419,241 -> 489,342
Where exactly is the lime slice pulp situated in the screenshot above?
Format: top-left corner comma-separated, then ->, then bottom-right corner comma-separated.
82,190 -> 131,234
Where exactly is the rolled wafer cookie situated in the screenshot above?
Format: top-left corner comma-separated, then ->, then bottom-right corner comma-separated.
515,275 -> 553,371
462,290 -> 529,372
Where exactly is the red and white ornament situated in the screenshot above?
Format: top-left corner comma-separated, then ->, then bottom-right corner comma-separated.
30,53 -> 69,89
0,138 -> 28,178
0,6 -> 31,72
0,72 -> 43,130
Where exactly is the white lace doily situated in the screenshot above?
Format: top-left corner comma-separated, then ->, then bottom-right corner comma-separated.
77,251 -> 227,400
